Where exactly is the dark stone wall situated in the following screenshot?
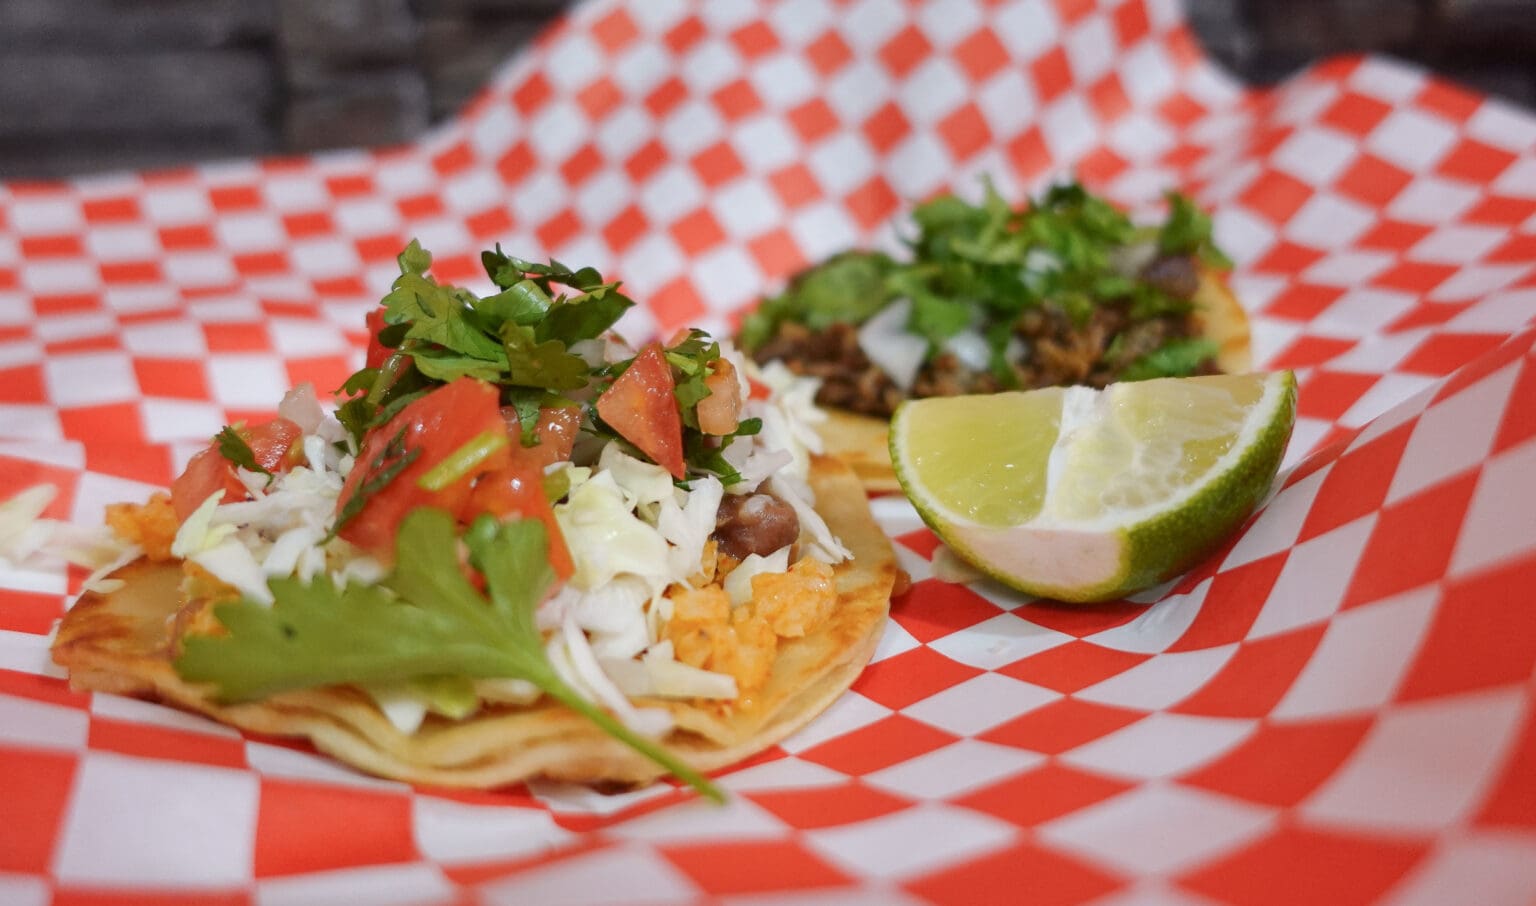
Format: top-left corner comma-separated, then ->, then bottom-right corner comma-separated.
0,0 -> 1531,180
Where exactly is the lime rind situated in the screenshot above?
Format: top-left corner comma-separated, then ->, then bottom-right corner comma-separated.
892,372 -> 1297,603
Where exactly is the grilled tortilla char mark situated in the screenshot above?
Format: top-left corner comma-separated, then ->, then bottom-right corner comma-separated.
752,251 -> 1212,419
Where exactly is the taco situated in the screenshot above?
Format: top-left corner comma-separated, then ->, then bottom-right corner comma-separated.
738,182 -> 1252,491
51,244 -> 899,796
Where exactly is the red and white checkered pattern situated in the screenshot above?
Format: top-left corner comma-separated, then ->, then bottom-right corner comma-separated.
3,0 -> 1535,902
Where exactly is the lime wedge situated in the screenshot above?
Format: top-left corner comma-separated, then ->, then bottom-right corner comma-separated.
891,372 -> 1297,603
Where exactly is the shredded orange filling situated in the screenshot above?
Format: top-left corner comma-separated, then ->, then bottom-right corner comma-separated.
665,555 -> 839,697
105,493 -> 179,561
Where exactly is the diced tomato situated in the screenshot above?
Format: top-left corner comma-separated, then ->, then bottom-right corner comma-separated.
170,417 -> 304,522
696,357 -> 742,436
364,308 -> 391,370
336,377 -> 511,557
499,405 -> 582,471
467,462 -> 574,580
595,342 -> 686,479
747,377 -> 772,401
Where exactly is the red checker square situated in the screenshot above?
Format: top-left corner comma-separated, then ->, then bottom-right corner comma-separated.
1474,701 -> 1536,828
0,744 -> 77,872
851,644 -> 983,710
662,839 -> 852,894
1463,193 -> 1536,226
747,782 -> 910,830
746,227 -> 807,280
1056,0 -> 1097,24
690,141 -> 745,188
1385,300 -> 1471,333
1356,218 -> 1432,252
602,204 -> 650,253
1297,370 -> 1380,422
591,6 -> 639,51
1399,331 -> 1506,376
663,15 -> 705,54
729,20 -> 780,59
1076,147 -> 1129,185
397,192 -> 445,220
1493,351 -> 1536,452
21,233 -> 85,257
1299,424 -> 1406,543
981,698 -> 1146,755
769,163 -> 824,210
558,144 -> 603,186
669,208 -> 726,255
889,578 -> 1003,643
62,403 -> 147,449
788,97 -> 839,144
1156,92 -> 1209,127
0,589 -> 62,634
576,75 -> 623,120
355,232 -> 407,262
845,175 -> 901,231
862,102 -> 912,153
645,76 -> 689,118
286,355 -> 354,396
157,225 -> 216,251
0,266 -> 14,290
1087,73 -> 1132,122
1436,137 -> 1517,183
1397,552 -> 1536,702
1334,153 -> 1412,207
208,184 -> 261,210
34,293 -> 103,316
799,713 -> 957,775
1006,128 -> 1054,183
1174,624 -> 1325,717
905,838 -> 1125,906
957,761 -> 1134,827
0,668 -> 88,709
1012,598 -> 1144,638
430,252 -> 482,285
233,251 -> 290,277
1415,79 -> 1484,122
135,358 -> 211,400
535,209 -> 583,251
511,71 -> 552,115
1489,231 -> 1536,264
894,527 -> 941,559
1321,90 -> 1394,137
1000,640 -> 1150,694
1181,715 -> 1374,807
0,364 -> 44,404
1342,469 -> 1479,609
312,275 -> 366,297
1267,333 -> 1356,369
49,334 -> 122,355
1113,0 -> 1152,44
879,24 -> 932,79
1179,824 -> 1427,906
88,717 -> 246,769
254,779 -> 417,877
203,321 -> 273,353
1249,239 -> 1327,276
806,29 -> 853,76
649,276 -> 707,330
1238,170 -> 1314,224
1029,46 -> 1074,103
494,141 -> 537,186
1372,259 -> 1459,295
280,210 -> 333,238
623,138 -> 669,183
82,195 -> 142,222
711,77 -> 763,121
938,102 -> 993,162
1262,283 -> 1345,322
954,28 -> 1010,83
323,174 -> 371,198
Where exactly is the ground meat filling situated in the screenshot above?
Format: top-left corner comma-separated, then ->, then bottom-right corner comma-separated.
751,252 -> 1211,418
712,492 -> 800,560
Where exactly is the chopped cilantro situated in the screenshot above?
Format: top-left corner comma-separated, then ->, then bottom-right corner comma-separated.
215,425 -> 271,484
1118,337 -> 1221,382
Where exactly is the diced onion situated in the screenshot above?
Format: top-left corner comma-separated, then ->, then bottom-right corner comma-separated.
856,297 -> 928,392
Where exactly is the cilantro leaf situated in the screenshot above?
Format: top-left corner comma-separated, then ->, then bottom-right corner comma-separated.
501,325 -> 591,391
1118,337 -> 1220,381
174,509 -> 722,800
1160,192 -> 1234,270
216,426 -> 271,483
535,286 -> 633,343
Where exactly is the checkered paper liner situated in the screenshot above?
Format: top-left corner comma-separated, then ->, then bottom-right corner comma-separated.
2,0 -> 1534,902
